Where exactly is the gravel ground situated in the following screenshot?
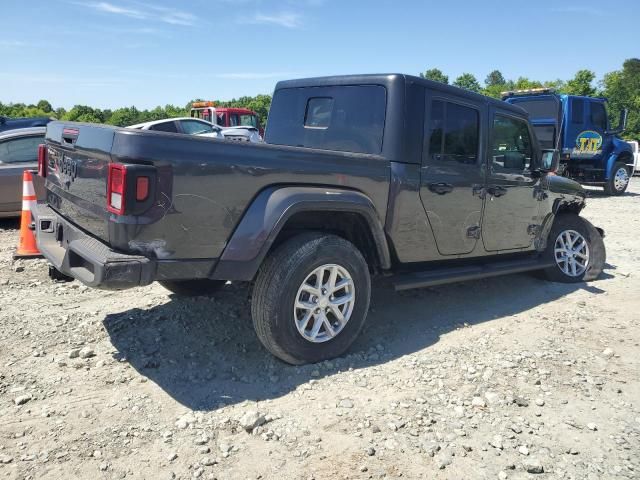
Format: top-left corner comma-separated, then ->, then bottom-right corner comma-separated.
1,179 -> 639,480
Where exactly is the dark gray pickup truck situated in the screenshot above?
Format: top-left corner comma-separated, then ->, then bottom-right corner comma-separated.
33,74 -> 605,364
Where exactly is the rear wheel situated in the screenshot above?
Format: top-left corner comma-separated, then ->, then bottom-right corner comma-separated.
604,162 -> 630,195
542,214 -> 605,283
158,279 -> 225,296
251,233 -> 371,365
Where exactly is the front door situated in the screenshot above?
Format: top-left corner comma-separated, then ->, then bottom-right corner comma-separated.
482,108 -> 542,252
419,94 -> 486,255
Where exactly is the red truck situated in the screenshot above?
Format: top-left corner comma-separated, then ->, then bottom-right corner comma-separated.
190,102 -> 263,137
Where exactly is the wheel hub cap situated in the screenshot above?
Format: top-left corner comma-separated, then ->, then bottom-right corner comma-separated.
614,167 -> 629,191
294,264 -> 355,343
554,230 -> 590,277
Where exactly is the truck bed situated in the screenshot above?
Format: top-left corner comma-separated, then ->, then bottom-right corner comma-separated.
43,122 -> 390,263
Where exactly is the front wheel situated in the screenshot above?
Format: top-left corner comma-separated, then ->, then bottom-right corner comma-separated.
604,162 -> 630,195
542,214 -> 605,283
251,233 -> 371,365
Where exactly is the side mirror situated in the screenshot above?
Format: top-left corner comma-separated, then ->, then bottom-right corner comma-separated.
606,108 -> 628,135
540,149 -> 560,172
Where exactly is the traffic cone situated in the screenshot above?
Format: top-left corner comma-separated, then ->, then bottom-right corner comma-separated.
14,170 -> 42,259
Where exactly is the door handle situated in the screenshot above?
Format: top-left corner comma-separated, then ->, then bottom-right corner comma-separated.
487,185 -> 507,198
428,182 -> 454,195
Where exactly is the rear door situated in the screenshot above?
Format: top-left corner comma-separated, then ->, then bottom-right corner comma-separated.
482,108 -> 541,251
419,93 -> 486,255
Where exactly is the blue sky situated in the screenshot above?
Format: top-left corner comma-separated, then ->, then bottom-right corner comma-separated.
1,0 -> 638,109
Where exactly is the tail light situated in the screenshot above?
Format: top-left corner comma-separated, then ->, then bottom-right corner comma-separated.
37,144 -> 47,177
107,163 -> 156,216
107,163 -> 127,215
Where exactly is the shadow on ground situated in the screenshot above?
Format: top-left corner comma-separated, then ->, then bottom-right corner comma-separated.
0,218 -> 19,230
103,268 -> 613,411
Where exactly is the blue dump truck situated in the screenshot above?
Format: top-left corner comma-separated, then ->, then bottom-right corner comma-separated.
503,89 -> 632,195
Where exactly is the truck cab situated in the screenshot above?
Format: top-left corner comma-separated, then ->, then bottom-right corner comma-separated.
504,89 -> 634,195
190,101 -> 263,137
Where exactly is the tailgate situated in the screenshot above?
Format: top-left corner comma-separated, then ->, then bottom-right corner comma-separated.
45,122 -> 116,242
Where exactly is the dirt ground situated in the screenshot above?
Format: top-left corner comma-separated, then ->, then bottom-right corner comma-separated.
1,180 -> 639,480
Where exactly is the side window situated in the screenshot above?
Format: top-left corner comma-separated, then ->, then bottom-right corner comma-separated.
426,100 -> 479,164
230,114 -> 240,126
571,98 -> 584,124
149,121 -> 178,133
491,115 -> 532,172
590,102 -> 607,131
216,113 -> 226,126
0,135 -> 44,163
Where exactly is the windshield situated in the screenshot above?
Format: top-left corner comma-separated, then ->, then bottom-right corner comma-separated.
181,120 -> 216,135
510,98 -> 559,120
239,114 -> 258,127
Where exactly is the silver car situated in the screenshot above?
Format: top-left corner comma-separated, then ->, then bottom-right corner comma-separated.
0,127 -> 46,217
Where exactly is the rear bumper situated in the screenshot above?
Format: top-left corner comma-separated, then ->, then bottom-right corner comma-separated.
32,203 -> 156,290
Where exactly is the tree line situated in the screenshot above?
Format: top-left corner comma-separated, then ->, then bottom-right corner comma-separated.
0,95 -> 272,128
1,59 -> 638,139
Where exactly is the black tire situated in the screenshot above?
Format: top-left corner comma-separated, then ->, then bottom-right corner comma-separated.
158,279 -> 226,296
542,214 -> 605,283
603,162 -> 630,195
251,233 -> 371,365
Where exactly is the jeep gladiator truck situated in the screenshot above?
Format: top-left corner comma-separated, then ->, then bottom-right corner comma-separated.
32,74 -> 606,364
503,89 -> 633,195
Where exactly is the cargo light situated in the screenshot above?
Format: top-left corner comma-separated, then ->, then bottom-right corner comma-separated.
37,144 -> 47,178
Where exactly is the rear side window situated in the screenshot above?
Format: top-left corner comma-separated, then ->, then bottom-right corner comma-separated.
571,98 -> 584,124
0,135 -> 44,163
149,121 -> 178,133
426,99 -> 479,164
266,85 -> 386,155
590,102 -> 607,131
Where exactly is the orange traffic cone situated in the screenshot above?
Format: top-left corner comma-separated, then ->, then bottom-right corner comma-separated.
14,170 -> 42,259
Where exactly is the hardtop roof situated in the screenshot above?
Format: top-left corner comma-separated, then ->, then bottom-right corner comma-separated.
275,73 -> 527,115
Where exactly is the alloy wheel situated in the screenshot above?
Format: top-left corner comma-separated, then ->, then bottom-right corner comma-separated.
293,264 -> 355,343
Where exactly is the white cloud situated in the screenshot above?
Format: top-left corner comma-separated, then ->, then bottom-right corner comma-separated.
551,6 -> 611,16
0,40 -> 28,48
78,1 -> 196,26
242,11 -> 303,28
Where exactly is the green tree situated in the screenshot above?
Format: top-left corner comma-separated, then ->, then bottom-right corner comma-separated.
36,100 -> 53,113
453,73 -> 481,92
564,69 -> 597,96
420,68 -> 449,84
107,106 -> 140,127
602,58 -> 640,138
485,70 -> 506,87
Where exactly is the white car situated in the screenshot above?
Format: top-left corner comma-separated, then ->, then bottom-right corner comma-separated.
127,117 -> 263,143
628,140 -> 639,176
127,117 -> 224,139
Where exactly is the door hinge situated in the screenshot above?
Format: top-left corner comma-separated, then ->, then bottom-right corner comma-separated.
467,225 -> 481,239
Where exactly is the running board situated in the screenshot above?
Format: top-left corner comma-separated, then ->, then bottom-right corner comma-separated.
392,258 -> 555,291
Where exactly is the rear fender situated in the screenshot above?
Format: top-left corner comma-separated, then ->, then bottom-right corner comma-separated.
211,186 -> 390,281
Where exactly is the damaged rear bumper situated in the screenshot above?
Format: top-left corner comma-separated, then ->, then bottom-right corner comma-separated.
32,203 -> 156,290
